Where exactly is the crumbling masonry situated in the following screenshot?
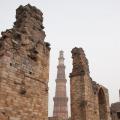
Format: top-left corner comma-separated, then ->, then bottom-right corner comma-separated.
0,4 -> 50,120
70,47 -> 110,120
0,4 -> 112,120
110,90 -> 120,120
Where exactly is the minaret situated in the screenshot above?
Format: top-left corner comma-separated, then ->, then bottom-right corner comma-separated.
53,51 -> 68,119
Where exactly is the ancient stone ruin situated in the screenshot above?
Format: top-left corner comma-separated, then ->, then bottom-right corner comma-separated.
0,4 -> 114,120
70,47 -> 111,120
111,102 -> 120,120
111,90 -> 120,120
0,4 -> 50,120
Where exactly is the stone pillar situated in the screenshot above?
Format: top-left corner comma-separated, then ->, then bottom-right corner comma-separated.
70,47 -> 110,120
53,51 -> 68,119
70,47 -> 90,120
70,47 -> 97,120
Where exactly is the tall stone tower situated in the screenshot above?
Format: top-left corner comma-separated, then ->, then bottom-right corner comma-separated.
53,51 -> 68,119
0,4 -> 50,120
70,47 -> 110,120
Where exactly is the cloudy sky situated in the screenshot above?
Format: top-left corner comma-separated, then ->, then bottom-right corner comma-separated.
0,0 -> 120,117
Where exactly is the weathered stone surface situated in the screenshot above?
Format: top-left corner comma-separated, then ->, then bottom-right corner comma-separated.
70,47 -> 110,120
111,90 -> 120,120
111,102 -> 120,120
0,4 -> 50,120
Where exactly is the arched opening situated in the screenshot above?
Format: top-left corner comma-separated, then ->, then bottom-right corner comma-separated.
98,88 -> 108,120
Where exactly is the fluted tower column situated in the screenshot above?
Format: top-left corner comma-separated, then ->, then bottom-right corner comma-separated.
53,51 -> 68,119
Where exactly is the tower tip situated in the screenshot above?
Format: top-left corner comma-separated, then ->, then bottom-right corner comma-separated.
59,50 -> 64,58
60,50 -> 64,54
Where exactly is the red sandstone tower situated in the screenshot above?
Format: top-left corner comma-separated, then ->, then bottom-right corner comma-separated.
53,51 -> 68,119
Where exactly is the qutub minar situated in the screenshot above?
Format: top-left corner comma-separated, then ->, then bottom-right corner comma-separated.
0,3 -> 119,120
53,51 -> 68,119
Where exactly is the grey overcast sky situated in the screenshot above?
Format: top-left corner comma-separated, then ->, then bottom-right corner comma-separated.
0,0 -> 120,117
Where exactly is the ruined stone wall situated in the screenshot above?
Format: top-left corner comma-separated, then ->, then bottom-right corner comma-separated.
70,47 -> 110,120
111,102 -> 120,120
0,4 -> 50,120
